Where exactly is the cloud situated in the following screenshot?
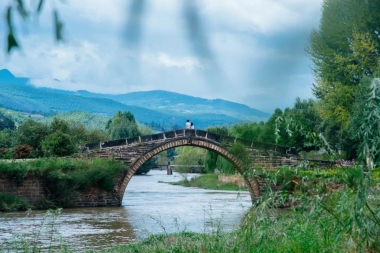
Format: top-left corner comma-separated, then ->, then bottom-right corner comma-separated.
202,0 -> 322,34
0,0 -> 323,113
143,53 -> 203,71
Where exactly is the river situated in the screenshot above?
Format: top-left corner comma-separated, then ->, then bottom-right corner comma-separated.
0,170 -> 252,251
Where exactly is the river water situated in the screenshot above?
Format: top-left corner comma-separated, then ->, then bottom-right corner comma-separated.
0,170 -> 252,251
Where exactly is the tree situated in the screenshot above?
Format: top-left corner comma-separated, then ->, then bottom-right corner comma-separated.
4,0 -> 64,52
50,117 -> 70,134
204,126 -> 229,173
13,144 -> 33,159
229,122 -> 263,141
106,111 -> 140,139
0,113 -> 16,131
84,129 -> 109,144
174,147 -> 206,173
16,119 -> 49,157
257,108 -> 284,143
0,129 -> 16,148
309,0 -> 380,132
351,70 -> 380,166
278,98 -> 323,149
135,158 -> 155,175
41,131 -> 76,157
166,148 -> 177,161
138,124 -> 153,135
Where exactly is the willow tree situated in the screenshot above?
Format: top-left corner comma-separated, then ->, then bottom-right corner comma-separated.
309,0 -> 380,154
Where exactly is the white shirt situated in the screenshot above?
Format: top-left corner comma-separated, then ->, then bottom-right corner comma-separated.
185,122 -> 191,129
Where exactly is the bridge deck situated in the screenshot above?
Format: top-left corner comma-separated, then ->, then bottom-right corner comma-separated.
83,129 -> 298,156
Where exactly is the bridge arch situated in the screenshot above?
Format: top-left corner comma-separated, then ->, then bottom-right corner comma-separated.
84,129 -> 300,206
118,136 -> 261,203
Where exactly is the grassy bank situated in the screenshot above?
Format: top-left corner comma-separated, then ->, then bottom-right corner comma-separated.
2,167 -> 379,252
168,173 -> 247,191
98,167 -> 380,253
0,158 -> 125,211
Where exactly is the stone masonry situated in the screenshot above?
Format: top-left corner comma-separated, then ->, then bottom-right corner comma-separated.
81,129 -> 301,204
0,172 -> 121,209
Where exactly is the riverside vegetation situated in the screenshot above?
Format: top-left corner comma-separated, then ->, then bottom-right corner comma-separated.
0,158 -> 124,211
2,0 -> 380,251
1,166 -> 379,252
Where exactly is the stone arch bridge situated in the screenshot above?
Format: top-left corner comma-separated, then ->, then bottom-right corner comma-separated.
82,129 -> 301,205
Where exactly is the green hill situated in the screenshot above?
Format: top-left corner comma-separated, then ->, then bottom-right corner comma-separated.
46,89 -> 270,122
0,69 -> 269,129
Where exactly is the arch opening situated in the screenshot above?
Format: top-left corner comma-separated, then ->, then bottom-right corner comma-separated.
118,137 -> 260,204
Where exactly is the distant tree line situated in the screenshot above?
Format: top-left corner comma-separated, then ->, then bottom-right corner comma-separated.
146,121 -> 182,133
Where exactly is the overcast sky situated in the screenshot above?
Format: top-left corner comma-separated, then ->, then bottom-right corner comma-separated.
0,0 -> 323,113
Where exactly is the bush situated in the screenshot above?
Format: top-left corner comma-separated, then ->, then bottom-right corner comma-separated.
41,131 -> 76,157
13,144 -> 33,159
0,193 -> 32,211
0,148 -> 13,159
0,158 -> 125,208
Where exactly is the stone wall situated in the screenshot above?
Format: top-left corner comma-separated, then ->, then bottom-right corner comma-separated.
218,174 -> 281,194
0,172 -> 121,209
218,174 -> 246,187
76,187 -> 120,207
0,173 -> 45,206
247,149 -> 300,170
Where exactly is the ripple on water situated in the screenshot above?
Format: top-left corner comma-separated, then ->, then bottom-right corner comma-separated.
0,171 -> 252,251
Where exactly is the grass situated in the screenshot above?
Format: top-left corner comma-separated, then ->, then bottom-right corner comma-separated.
0,193 -> 32,211
168,173 -> 248,191
1,166 -> 379,253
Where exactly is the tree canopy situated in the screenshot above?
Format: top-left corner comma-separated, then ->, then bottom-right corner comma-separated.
105,111 -> 140,139
309,0 -> 380,130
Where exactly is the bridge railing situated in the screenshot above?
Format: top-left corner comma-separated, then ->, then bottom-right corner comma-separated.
83,129 -> 298,156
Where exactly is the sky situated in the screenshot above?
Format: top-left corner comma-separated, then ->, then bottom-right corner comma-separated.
0,0 -> 323,114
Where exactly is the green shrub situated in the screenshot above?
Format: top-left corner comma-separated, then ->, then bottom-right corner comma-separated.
0,158 -> 125,208
39,158 -> 124,207
0,193 -> 32,211
0,161 -> 31,185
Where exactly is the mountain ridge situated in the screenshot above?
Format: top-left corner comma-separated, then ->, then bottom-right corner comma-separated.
0,69 -> 270,129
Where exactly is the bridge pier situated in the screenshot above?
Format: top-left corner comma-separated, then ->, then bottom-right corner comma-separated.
167,166 -> 173,175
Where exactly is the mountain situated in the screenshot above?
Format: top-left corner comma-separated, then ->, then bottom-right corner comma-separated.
72,90 -> 270,121
0,69 -> 270,129
0,69 -> 29,85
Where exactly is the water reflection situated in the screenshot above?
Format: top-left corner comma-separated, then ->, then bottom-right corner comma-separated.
123,171 -> 252,237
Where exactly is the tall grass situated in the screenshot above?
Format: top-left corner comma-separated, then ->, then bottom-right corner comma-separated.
0,193 -> 31,211
96,166 -> 379,253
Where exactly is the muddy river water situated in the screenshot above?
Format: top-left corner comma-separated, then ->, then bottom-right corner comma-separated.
0,170 -> 252,251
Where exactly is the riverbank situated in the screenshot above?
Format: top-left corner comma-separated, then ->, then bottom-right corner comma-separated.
167,173 -> 248,191
1,170 -> 252,251
5,180 -> 380,253
0,158 -> 124,211
96,168 -> 380,253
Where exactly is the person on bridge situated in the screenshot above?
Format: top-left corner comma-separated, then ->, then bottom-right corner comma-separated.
185,120 -> 191,129
190,122 -> 194,129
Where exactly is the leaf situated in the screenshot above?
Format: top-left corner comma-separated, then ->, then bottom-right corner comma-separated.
6,5 -> 11,24
37,0 -> 44,13
6,6 -> 19,52
16,0 -> 28,20
7,31 -> 19,53
53,10 -> 64,41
